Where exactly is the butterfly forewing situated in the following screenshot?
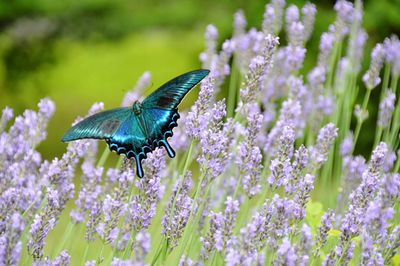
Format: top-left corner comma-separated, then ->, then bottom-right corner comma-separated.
62,107 -> 131,141
142,69 -> 210,110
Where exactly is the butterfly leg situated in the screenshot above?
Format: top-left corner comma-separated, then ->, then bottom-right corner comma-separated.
134,155 -> 144,178
160,139 -> 175,158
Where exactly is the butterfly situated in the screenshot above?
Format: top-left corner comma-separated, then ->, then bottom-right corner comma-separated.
62,69 -> 210,178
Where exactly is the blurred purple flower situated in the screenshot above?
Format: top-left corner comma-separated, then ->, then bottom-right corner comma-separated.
301,3 -> 316,42
363,43 -> 384,90
383,35 -> 400,76
121,71 -> 151,107
378,89 -> 396,129
310,123 -> 338,170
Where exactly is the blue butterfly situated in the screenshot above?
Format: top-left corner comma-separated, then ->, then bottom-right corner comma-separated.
62,69 -> 210,177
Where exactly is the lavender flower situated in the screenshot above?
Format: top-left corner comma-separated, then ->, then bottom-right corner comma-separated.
383,35 -> 400,76
314,210 -> 334,257
0,212 -> 24,265
121,71 -> 151,107
332,0 -> 354,38
298,223 -> 313,262
197,100 -> 232,182
162,172 -> 193,249
286,145 -> 309,194
301,3 -> 316,42
264,99 -> 302,156
333,143 -> 388,262
318,32 -> 335,66
285,5 -> 299,29
271,0 -> 286,34
310,123 -> 338,170
268,126 -> 295,189
97,194 -> 126,244
274,238 -> 297,266
0,106 -> 13,132
262,4 -> 275,35
132,231 -> 151,265
239,34 -> 279,107
293,174 -> 315,220
200,24 -> 219,69
201,197 -> 239,259
70,162 -> 103,224
362,43 -> 385,89
383,226 -> 400,263
121,148 -> 165,247
237,111 -> 263,197
377,89 -> 396,128
186,78 -> 216,139
287,22 -> 305,47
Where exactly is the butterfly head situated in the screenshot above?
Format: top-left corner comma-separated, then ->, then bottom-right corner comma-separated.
132,101 -> 143,115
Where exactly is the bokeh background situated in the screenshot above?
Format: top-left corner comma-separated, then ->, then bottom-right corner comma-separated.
0,0 -> 399,160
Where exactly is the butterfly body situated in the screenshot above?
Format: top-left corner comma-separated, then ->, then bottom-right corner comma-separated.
62,69 -> 209,177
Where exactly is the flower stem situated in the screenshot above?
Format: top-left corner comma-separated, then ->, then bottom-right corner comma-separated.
97,147 -> 110,168
227,56 -> 239,117
352,88 -> 371,151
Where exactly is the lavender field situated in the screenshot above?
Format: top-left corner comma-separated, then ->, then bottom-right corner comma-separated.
1,0 -> 400,265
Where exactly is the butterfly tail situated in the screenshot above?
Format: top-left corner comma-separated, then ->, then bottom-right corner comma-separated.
134,155 -> 144,178
160,139 -> 175,158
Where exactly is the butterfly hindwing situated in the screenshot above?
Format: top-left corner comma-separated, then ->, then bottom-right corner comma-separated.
141,108 -> 179,158
62,107 -> 131,141
107,113 -> 149,177
142,69 -> 210,110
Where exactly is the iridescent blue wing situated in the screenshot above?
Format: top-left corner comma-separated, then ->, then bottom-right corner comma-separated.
62,108 -> 131,141
62,108 -> 149,177
107,114 -> 149,177
141,108 -> 179,159
141,69 -> 210,110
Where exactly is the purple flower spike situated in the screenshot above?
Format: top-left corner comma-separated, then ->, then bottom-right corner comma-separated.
378,90 -> 396,128
363,43 -> 384,90
237,111 -> 263,197
275,238 -> 297,266
383,35 -> 400,76
0,106 -> 14,132
201,196 -> 239,259
301,3 -> 316,42
121,71 -> 151,107
162,172 -> 193,249
311,123 -> 338,170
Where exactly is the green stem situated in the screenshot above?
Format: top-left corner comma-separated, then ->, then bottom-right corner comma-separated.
374,63 -> 391,147
227,56 -> 239,117
82,243 -> 90,265
52,222 -> 75,257
97,243 -> 105,264
97,147 -> 110,168
352,89 -> 371,151
388,75 -> 399,146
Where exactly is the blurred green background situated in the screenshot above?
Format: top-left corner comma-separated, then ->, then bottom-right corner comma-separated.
0,0 -> 399,160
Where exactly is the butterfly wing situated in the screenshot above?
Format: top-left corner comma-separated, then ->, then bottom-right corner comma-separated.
107,114 -> 149,177
141,108 -> 179,158
62,107 -> 132,141
141,69 -> 210,110
62,108 -> 150,177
